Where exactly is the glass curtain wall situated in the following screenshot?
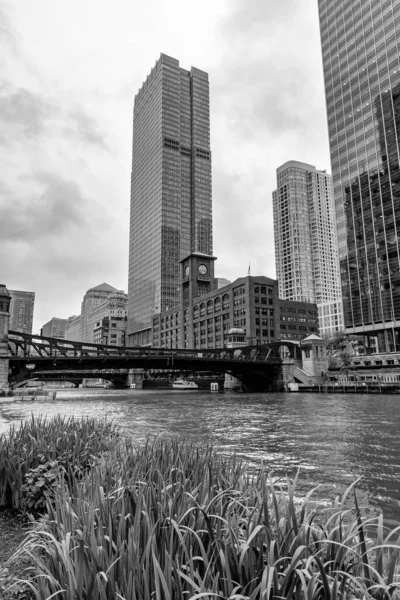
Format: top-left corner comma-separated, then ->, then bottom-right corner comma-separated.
318,0 -> 400,352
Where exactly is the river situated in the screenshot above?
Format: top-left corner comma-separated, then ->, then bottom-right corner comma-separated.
1,389 -> 400,523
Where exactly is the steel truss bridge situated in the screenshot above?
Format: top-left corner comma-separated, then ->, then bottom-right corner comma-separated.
7,331 -> 302,391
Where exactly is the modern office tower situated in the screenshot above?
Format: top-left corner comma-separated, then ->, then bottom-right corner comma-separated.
9,290 -> 35,334
318,0 -> 400,352
41,317 -> 68,339
272,161 -> 343,335
128,53 -> 212,345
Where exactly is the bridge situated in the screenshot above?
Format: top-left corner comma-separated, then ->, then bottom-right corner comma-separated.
6,331 -> 302,391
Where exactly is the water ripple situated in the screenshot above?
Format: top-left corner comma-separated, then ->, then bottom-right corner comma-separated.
1,390 -> 400,520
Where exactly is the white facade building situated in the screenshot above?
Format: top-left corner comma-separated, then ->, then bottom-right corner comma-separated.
272,160 -> 343,335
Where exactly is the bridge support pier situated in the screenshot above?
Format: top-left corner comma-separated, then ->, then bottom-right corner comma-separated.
127,369 -> 145,389
0,285 -> 11,392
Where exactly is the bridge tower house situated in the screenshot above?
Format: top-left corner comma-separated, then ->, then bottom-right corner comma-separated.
0,284 -> 11,391
224,327 -> 246,390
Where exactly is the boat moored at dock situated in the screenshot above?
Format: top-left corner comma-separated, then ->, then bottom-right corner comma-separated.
172,379 -> 199,390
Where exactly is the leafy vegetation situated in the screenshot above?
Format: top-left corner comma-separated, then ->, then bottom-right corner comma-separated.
2,417 -> 400,599
322,331 -> 365,371
21,460 -> 61,512
0,414 -> 120,510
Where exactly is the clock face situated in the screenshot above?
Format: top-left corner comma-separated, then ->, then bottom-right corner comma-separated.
198,264 -> 208,275
185,265 -> 190,277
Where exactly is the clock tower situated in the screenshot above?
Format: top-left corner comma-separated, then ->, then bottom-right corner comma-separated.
180,253 -> 217,347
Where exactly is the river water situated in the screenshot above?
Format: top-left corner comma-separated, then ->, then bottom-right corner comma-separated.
1,389 -> 400,523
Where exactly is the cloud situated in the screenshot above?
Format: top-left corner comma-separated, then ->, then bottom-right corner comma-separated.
0,172 -> 88,242
206,0 -> 329,283
0,0 -> 18,56
212,0 -> 323,140
0,0 -> 330,332
0,88 -> 54,138
65,108 -> 108,149
0,87 -> 108,149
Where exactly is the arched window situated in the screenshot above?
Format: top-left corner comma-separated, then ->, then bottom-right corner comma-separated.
222,294 -> 229,310
214,297 -> 221,312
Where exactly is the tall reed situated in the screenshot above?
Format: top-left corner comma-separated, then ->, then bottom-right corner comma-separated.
0,414 -> 120,508
16,434 -> 400,600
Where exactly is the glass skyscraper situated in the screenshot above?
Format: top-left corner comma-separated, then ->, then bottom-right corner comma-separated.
318,0 -> 400,352
128,54 -> 212,344
272,160 -> 343,335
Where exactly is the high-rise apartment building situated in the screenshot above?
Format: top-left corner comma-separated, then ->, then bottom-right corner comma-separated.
9,290 -> 35,334
128,54 -> 212,344
318,0 -> 400,352
272,161 -> 343,335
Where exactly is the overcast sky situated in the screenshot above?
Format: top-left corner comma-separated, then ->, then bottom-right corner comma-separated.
1,0 -> 330,333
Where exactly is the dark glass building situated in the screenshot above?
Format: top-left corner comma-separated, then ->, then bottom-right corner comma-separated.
128,54 -> 212,344
318,0 -> 400,352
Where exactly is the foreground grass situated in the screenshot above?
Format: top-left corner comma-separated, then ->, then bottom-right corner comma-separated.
1,416 -> 400,599
0,414 -> 120,510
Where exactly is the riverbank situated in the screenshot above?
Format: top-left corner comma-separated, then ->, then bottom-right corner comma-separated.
0,508 -> 34,599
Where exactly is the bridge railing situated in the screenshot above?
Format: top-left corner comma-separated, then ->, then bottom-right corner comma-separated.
8,331 -> 299,364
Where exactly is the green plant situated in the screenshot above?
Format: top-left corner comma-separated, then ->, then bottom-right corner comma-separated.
0,414 -> 120,509
12,435 -> 400,600
21,460 -> 61,513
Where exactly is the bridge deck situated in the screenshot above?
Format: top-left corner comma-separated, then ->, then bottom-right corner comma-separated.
6,331 -> 302,389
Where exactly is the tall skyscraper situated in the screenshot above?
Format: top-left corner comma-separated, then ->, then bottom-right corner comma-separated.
272,160 -> 343,335
128,54 -> 212,344
318,0 -> 400,352
9,290 -> 35,334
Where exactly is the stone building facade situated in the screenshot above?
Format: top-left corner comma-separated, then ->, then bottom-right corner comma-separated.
65,284 -> 127,345
150,254 -> 318,349
9,290 -> 35,334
